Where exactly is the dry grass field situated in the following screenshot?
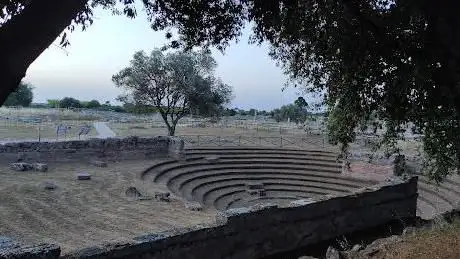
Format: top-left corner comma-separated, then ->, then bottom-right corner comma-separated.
371,219 -> 460,259
0,159 -> 216,254
0,121 -> 96,142
109,122 -> 308,137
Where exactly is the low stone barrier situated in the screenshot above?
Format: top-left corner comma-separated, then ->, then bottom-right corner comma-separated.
0,176 -> 418,259
0,136 -> 184,163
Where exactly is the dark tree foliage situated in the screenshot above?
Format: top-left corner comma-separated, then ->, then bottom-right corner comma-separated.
294,97 -> 308,109
2,82 -> 33,107
3,0 -> 460,179
59,97 -> 82,108
271,104 -> 308,124
85,99 -> 101,109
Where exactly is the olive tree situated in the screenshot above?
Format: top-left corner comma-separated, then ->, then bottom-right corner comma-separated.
112,49 -> 232,136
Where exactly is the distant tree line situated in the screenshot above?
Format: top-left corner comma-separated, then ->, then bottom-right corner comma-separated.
46,97 -> 125,112
221,97 -> 328,124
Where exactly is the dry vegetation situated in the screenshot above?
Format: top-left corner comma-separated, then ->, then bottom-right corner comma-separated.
371,219 -> 460,259
0,160 -> 216,253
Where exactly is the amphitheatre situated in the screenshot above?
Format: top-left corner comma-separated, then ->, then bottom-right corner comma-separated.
0,112 -> 459,258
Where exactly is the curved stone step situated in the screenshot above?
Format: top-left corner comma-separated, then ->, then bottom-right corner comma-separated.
154,162 -> 344,183
175,175 -> 365,202
213,187 -> 336,211
185,153 -> 342,164
202,182 -> 348,210
172,172 -> 371,199
418,185 -> 455,215
185,148 -> 338,157
416,197 -> 438,219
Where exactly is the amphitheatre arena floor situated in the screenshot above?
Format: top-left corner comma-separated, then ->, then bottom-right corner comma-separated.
1,145 -> 460,254
0,159 -> 217,253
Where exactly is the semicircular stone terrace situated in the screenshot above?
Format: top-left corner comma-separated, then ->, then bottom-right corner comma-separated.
141,147 -> 460,219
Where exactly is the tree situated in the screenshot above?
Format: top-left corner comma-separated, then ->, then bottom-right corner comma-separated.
59,97 -> 82,108
3,1 -> 460,180
113,49 -> 232,136
2,82 -> 33,107
271,104 -> 308,125
47,99 -> 60,108
85,99 -> 101,109
295,97 -> 308,109
223,108 -> 237,117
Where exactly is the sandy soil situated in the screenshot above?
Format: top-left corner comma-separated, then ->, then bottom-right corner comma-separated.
0,159 -> 216,253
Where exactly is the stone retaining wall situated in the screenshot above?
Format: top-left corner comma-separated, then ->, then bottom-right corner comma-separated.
0,177 -> 418,259
0,136 -> 184,163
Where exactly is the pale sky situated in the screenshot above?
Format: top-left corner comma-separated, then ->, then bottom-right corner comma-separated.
23,7 -> 303,111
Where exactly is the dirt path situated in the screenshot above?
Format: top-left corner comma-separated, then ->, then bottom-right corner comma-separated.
93,122 -> 116,138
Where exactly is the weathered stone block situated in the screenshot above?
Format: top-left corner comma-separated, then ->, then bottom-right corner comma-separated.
126,187 -> 142,198
154,192 -> 170,202
42,181 -> 57,190
10,162 -> 32,171
89,160 -> 107,167
246,182 -> 264,190
32,163 -> 48,172
246,182 -> 266,196
246,189 -> 266,196
185,201 -> 203,211
77,172 -> 91,180
326,246 -> 340,259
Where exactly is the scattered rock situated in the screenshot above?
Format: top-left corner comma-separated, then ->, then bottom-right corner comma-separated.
204,156 -> 220,163
290,199 -> 316,207
10,162 -> 32,171
361,235 -> 402,257
154,192 -> 170,202
77,172 -> 91,180
351,244 -> 363,252
402,227 -> 416,236
126,187 -> 142,198
326,246 -> 340,259
32,163 -> 48,172
246,182 -> 264,190
185,201 -> 203,211
90,160 -> 107,167
246,182 -> 266,196
42,181 -> 57,190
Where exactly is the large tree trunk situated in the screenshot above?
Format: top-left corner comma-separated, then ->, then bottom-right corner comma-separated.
167,125 -> 176,136
0,0 -> 88,105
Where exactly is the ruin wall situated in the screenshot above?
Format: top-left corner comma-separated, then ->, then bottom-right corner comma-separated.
0,176 -> 418,259
0,136 -> 184,163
